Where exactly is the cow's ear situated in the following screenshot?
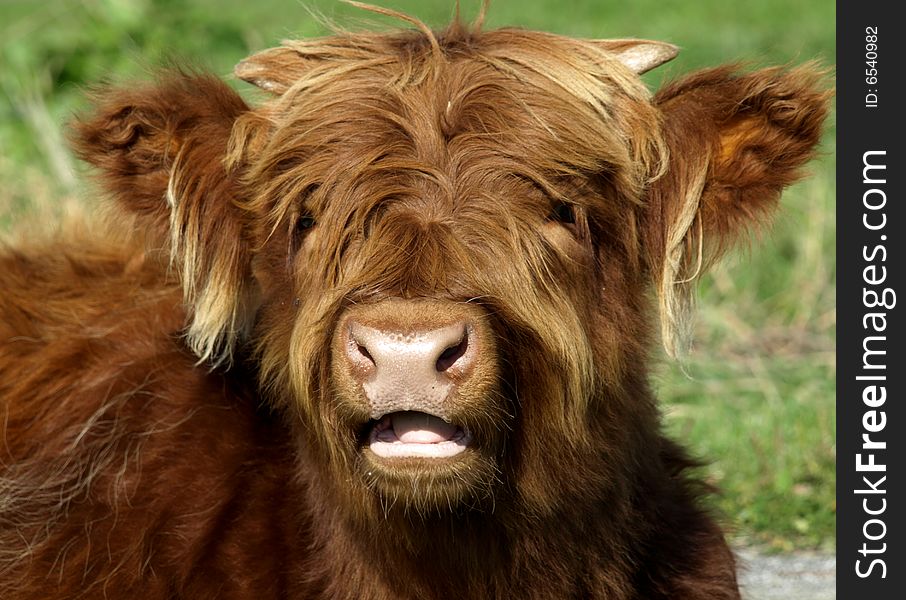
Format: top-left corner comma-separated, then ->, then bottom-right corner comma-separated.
70,72 -> 258,365
646,65 -> 830,356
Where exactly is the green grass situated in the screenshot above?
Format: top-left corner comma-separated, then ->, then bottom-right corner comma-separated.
0,0 -> 835,550
658,143 -> 836,551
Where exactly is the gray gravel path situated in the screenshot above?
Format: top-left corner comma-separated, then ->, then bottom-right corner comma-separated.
736,547 -> 835,600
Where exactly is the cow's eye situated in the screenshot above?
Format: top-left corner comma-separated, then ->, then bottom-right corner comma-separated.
297,214 -> 317,231
551,202 -> 576,225
291,213 -> 317,258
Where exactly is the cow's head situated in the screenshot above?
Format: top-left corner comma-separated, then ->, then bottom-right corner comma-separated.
72,13 -> 828,522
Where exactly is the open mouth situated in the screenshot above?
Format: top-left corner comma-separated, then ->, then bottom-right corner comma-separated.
367,411 -> 471,459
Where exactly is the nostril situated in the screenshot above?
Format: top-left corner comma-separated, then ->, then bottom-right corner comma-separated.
356,343 -> 374,365
346,324 -> 377,375
346,319 -> 474,381
435,331 -> 468,373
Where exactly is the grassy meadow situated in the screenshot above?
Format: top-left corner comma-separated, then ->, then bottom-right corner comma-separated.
0,0 -> 836,550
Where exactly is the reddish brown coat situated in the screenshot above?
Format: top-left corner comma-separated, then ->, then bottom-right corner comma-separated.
0,13 -> 827,600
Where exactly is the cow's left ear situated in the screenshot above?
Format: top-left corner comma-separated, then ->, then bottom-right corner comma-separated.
646,65 -> 830,355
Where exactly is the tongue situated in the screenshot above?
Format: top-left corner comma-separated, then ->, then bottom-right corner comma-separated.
391,411 -> 458,444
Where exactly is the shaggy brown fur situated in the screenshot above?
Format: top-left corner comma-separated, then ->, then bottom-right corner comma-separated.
0,7 -> 827,600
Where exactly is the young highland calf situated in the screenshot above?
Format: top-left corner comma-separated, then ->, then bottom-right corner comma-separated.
0,7 -> 827,600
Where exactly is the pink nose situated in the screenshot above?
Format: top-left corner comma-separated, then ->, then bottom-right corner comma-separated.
343,320 -> 475,419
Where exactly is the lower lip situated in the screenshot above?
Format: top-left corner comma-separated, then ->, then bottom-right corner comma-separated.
367,428 -> 472,459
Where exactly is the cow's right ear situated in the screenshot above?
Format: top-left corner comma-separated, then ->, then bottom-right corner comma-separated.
70,72 -> 259,365
70,72 -> 249,230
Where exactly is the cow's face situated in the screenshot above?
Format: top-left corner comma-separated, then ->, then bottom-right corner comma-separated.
233,28 -> 676,515
71,20 -> 827,520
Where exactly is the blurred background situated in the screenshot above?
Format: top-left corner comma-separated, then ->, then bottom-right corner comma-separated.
0,0 -> 835,552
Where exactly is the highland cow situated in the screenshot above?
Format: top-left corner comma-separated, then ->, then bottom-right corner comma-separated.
0,5 -> 827,600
